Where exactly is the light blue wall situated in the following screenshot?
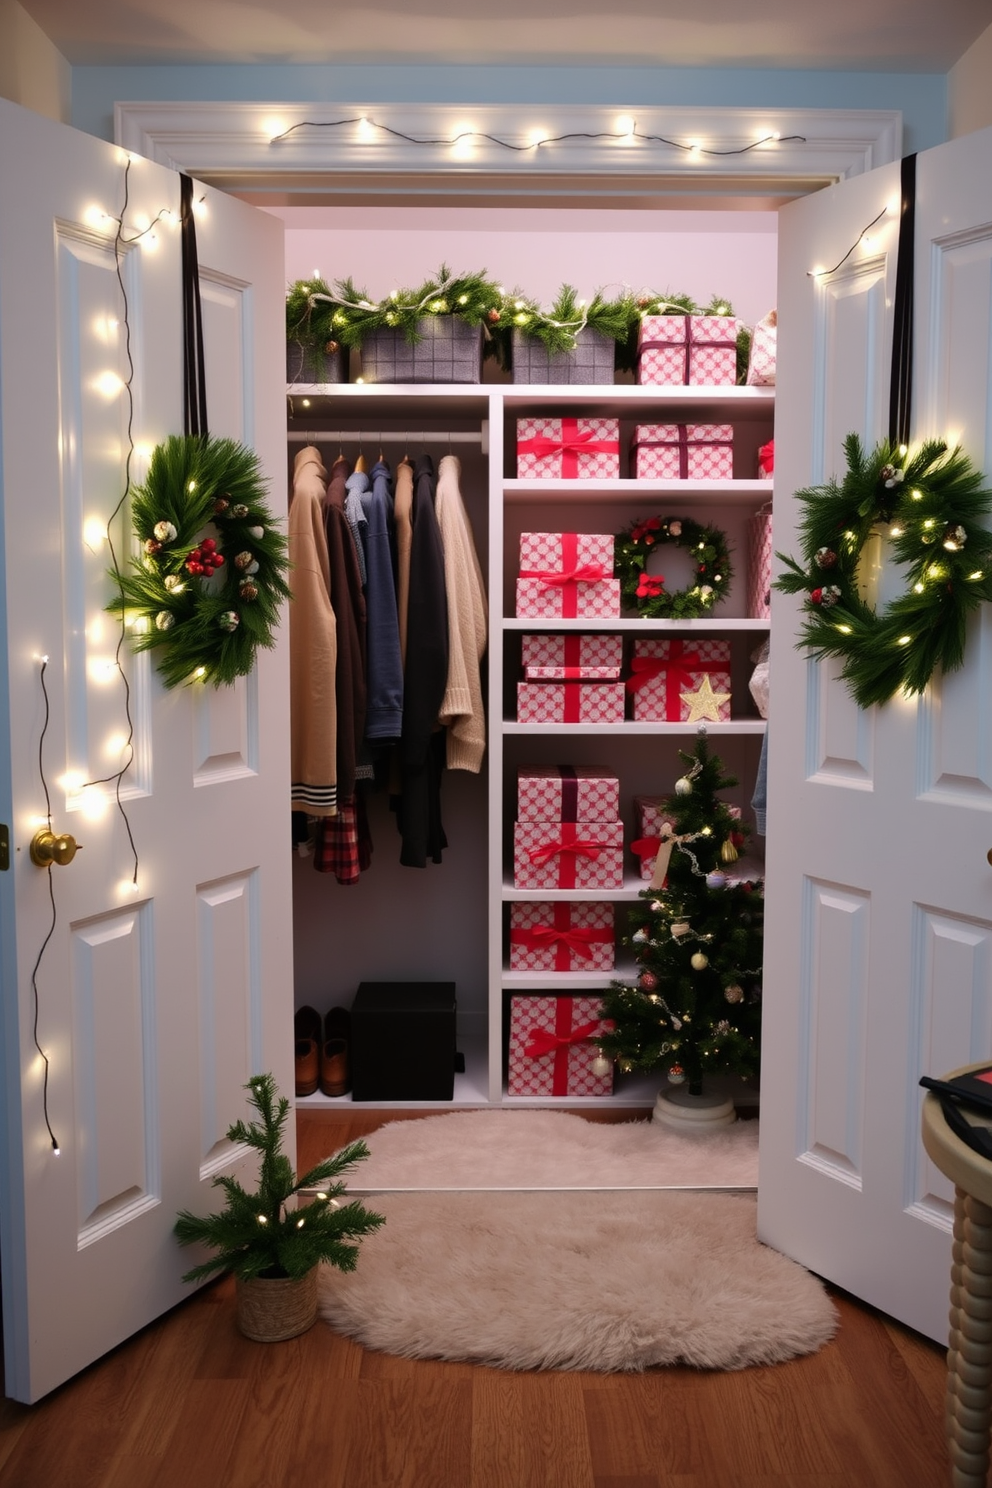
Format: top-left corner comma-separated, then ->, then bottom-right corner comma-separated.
71,63 -> 947,153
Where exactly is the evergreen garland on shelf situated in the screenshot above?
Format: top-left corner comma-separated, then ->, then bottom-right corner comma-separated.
499,283 -> 637,368
286,275 -> 341,358
111,435 -> 291,690
174,1073 -> 384,1283
309,263 -> 504,354
774,433 -> 992,707
597,736 -> 763,1097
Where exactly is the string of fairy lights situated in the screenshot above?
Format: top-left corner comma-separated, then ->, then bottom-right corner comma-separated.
30,158 -> 191,1156
270,113 -> 805,158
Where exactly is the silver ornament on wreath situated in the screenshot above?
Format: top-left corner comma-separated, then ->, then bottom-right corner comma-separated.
218,610 -> 240,632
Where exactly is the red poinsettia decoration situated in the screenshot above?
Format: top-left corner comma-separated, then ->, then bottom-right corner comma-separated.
636,573 -> 665,599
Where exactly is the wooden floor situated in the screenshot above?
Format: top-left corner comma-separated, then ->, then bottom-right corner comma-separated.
0,1107 -> 954,1488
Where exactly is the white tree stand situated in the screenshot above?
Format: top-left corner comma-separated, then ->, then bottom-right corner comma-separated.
653,1086 -> 737,1132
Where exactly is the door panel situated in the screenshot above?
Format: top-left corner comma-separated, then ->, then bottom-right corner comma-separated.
760,126 -> 992,1341
0,98 -> 290,1402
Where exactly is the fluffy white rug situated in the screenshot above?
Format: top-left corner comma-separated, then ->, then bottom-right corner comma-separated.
337,1108 -> 759,1193
317,1189 -> 838,1372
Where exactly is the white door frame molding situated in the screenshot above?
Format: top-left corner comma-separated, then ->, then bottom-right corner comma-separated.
114,102 -> 902,202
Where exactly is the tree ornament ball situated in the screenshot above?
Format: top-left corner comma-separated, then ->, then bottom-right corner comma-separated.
675,776 -> 693,796
724,983 -> 744,1004
667,1065 -> 686,1085
632,926 -> 649,944
705,871 -> 727,889
690,951 -> 709,971
639,970 -> 659,992
591,1054 -> 612,1078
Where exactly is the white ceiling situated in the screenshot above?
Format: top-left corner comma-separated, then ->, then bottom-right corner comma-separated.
17,0 -> 992,71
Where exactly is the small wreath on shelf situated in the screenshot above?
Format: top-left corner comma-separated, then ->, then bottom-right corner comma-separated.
775,433 -> 992,707
614,514 -> 733,619
111,435 -> 292,689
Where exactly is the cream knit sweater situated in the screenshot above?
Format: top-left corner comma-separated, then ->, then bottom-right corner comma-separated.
434,454 -> 488,772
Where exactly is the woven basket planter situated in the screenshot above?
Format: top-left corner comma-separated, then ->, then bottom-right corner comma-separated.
511,327 -> 615,385
286,340 -> 347,385
235,1266 -> 319,1342
359,317 -> 483,384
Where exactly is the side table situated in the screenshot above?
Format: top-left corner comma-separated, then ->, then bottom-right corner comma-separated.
921,1066 -> 992,1488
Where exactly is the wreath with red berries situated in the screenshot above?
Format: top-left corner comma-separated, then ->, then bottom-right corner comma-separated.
613,514 -> 733,619
775,433 -> 992,707
111,435 -> 291,689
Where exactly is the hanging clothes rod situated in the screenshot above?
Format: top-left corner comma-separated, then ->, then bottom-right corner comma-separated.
287,430 -> 484,445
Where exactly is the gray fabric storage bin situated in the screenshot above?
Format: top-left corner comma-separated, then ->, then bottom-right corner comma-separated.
512,327 -> 616,384
286,340 -> 347,384
359,317 -> 483,384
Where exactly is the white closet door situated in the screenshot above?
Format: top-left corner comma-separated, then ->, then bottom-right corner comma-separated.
0,97 -> 291,1402
760,123 -> 992,1342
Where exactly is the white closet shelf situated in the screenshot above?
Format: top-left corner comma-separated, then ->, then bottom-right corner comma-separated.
503,478 -> 772,505
503,962 -> 635,990
503,719 -> 767,736
502,616 -> 770,631
503,875 -> 656,902
500,384 -> 775,419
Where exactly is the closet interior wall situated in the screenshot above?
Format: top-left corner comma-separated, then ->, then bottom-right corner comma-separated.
283,205 -> 778,1109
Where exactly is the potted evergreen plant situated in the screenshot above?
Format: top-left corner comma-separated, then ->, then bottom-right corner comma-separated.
175,1072 -> 384,1341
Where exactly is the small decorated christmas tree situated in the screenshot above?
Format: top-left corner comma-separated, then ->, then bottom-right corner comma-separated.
598,734 -> 763,1096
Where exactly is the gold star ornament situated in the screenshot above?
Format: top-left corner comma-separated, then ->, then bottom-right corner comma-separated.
680,673 -> 732,722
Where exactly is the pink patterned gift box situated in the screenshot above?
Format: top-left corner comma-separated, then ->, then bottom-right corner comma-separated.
517,681 -> 625,724
516,531 -> 619,619
746,504 -> 773,619
636,315 -> 738,387
507,995 -> 614,1097
521,631 -> 623,680
513,819 -> 625,890
516,417 -> 620,479
517,765 -> 619,823
631,796 -> 677,881
631,424 -> 734,481
626,638 -> 732,722
509,901 -> 615,972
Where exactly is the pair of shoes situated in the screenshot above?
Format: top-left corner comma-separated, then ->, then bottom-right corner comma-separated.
320,1006 -> 351,1097
294,1005 -> 322,1097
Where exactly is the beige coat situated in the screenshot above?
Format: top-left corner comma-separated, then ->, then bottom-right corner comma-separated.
435,454 -> 488,772
289,446 -> 337,816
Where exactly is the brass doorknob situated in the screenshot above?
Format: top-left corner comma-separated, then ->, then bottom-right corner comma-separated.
30,828 -> 82,867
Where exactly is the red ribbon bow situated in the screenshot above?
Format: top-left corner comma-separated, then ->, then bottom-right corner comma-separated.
518,417 -> 617,477
527,836 -> 604,867
524,1019 -> 601,1060
519,563 -> 607,589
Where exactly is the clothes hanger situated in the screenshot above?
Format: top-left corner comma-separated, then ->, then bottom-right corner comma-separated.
354,436 -> 367,474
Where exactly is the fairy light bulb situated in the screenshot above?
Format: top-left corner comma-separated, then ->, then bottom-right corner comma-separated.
257,1213 -> 268,1225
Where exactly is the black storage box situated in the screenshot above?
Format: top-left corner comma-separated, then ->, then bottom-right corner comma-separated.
351,981 -> 457,1102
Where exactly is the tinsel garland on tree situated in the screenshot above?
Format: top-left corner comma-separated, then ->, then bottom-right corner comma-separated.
597,735 -> 763,1095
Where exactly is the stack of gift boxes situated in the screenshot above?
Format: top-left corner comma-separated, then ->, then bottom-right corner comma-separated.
507,765 -> 622,1097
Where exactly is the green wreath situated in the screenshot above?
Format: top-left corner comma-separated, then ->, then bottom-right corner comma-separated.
111,435 -> 291,689
775,433 -> 992,707
614,515 -> 733,619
